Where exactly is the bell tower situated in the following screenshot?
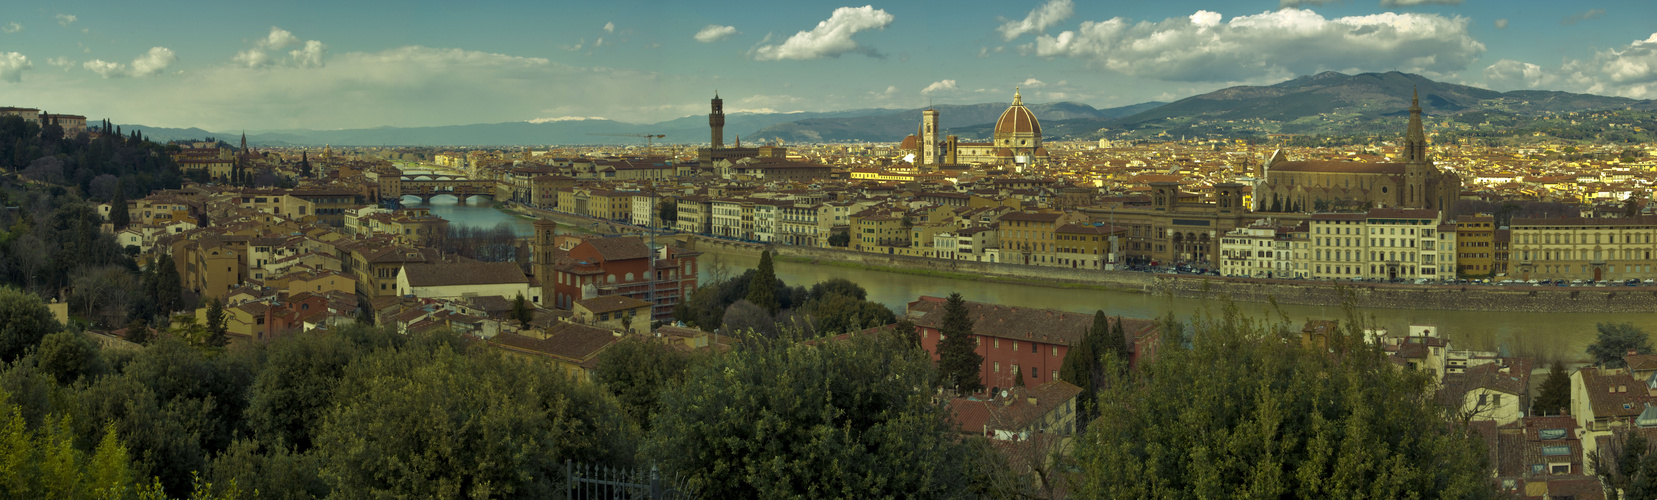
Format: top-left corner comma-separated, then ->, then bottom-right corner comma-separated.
920,108 -> 940,167
709,92 -> 725,149
1403,89 -> 1432,209
532,218 -> 558,305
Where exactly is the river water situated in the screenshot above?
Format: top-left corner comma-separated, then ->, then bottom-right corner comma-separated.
425,202 -> 1657,360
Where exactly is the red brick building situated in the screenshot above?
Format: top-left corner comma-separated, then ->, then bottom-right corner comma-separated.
545,230 -> 699,321
905,296 -> 1161,390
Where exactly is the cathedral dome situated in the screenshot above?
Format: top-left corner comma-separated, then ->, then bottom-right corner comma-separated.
994,90 -> 1041,135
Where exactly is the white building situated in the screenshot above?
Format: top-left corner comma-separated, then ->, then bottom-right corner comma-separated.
1219,220 -> 1296,278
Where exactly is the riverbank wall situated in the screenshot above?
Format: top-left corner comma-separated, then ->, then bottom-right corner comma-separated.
682,236 -> 1657,314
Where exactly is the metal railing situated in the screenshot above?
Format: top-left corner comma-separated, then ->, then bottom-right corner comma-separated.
565,460 -> 695,500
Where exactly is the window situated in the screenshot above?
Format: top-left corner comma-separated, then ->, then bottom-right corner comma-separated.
1052,346 -> 1059,356
1030,366 -> 1038,379
993,362 -> 1000,372
1550,464 -> 1570,475
1031,343 -> 1037,353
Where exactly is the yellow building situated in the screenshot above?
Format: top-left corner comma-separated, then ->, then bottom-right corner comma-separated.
1509,216 -> 1657,282
1456,216 -> 1495,278
853,211 -> 908,252
998,212 -> 1063,266
1055,223 -> 1125,270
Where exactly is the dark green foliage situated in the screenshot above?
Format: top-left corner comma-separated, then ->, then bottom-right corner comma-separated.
124,318 -> 151,345
204,298 -> 228,348
244,331 -> 363,452
0,286 -> 58,363
648,333 -> 983,498
510,292 -> 533,328
1593,432 -> 1657,499
109,181 -> 130,230
800,292 -> 895,336
827,231 -> 850,247
315,336 -> 636,498
1071,305 -> 1494,498
36,330 -> 105,384
658,198 -> 677,225
594,338 -> 694,431
1533,360 -> 1571,416
936,292 -> 985,393
1588,323 -> 1652,368
208,439 -> 328,500
746,251 -> 779,314
146,254 -> 184,320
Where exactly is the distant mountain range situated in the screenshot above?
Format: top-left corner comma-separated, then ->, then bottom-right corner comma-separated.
121,71 -> 1657,147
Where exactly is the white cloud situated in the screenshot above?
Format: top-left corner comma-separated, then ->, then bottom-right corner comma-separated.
695,25 -> 739,43
1483,59 -> 1551,89
3,22 -> 20,34
1561,9 -> 1604,25
603,22 -> 615,33
260,27 -> 301,50
921,79 -> 958,95
82,47 -> 175,78
1494,19 -> 1508,29
83,59 -> 124,78
527,116 -> 608,123
46,57 -> 71,69
290,40 -> 327,67
1020,78 -> 1046,87
56,14 -> 75,27
1033,9 -> 1485,83
131,47 -> 175,77
1279,0 -> 1337,8
753,5 -> 894,61
1380,0 -> 1463,6
0,52 -> 31,83
236,27 -> 325,68
997,0 -> 1073,41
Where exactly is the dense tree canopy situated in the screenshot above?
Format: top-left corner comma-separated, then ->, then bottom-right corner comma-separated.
648,333 -> 988,498
1588,323 -> 1652,368
1071,306 -> 1494,498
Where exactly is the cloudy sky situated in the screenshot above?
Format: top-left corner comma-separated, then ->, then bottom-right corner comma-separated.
1,0 -> 1653,131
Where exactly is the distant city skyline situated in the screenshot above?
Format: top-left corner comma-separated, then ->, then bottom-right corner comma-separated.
0,0 -> 1653,131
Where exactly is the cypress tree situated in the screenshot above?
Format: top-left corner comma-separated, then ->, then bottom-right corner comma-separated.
746,251 -> 778,315
109,180 -> 130,230
511,292 -> 534,328
936,292 -> 984,393
204,297 -> 228,347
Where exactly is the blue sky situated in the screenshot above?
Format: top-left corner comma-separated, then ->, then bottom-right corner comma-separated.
1,0 -> 1653,131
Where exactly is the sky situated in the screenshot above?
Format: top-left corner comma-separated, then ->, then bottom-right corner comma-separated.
0,0 -> 1654,132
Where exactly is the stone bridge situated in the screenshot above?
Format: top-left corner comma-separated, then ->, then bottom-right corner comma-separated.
376,176 -> 498,204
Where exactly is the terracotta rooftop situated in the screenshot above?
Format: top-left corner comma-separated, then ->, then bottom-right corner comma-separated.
401,261 -> 529,288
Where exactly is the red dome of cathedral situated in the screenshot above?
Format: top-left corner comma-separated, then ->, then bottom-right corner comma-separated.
994,89 -> 1041,135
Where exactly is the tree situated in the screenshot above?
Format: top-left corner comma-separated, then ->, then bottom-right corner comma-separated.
510,293 -> 533,328
109,181 -> 130,230
1588,323 -> 1652,369
648,333 -> 985,498
315,339 -> 636,498
1628,194 -> 1645,218
36,330 -> 105,384
594,338 -> 694,431
0,286 -> 59,363
827,232 -> 850,247
1071,307 -> 1494,498
124,318 -> 151,345
658,198 -> 677,226
1533,360 -> 1571,416
299,152 -> 312,178
746,251 -> 778,314
204,298 -> 228,348
936,292 -> 985,393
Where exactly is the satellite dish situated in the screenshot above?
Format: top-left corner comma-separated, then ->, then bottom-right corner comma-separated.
1000,390 -> 1009,398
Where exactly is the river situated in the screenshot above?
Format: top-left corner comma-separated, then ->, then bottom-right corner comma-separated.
426,202 -> 1657,360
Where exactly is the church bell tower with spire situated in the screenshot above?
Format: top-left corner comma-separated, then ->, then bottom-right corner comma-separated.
1403,89 -> 1432,209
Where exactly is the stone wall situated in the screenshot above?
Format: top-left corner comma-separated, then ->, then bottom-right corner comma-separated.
688,238 -> 1657,313
767,244 -> 1157,290
1153,277 -> 1657,314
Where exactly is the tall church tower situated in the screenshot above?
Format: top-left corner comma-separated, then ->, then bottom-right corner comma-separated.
1403,89 -> 1431,208
532,218 -> 558,305
920,108 -> 939,167
709,93 -> 725,149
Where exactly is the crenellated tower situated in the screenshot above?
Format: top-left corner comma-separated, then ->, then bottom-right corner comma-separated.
709,92 -> 725,149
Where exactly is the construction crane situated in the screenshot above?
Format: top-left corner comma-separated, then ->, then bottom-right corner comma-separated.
587,133 -> 666,155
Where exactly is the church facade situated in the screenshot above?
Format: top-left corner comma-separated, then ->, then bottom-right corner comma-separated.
1255,91 -> 1460,218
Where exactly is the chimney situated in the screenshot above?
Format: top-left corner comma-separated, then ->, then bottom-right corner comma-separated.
1027,396 -> 1038,406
